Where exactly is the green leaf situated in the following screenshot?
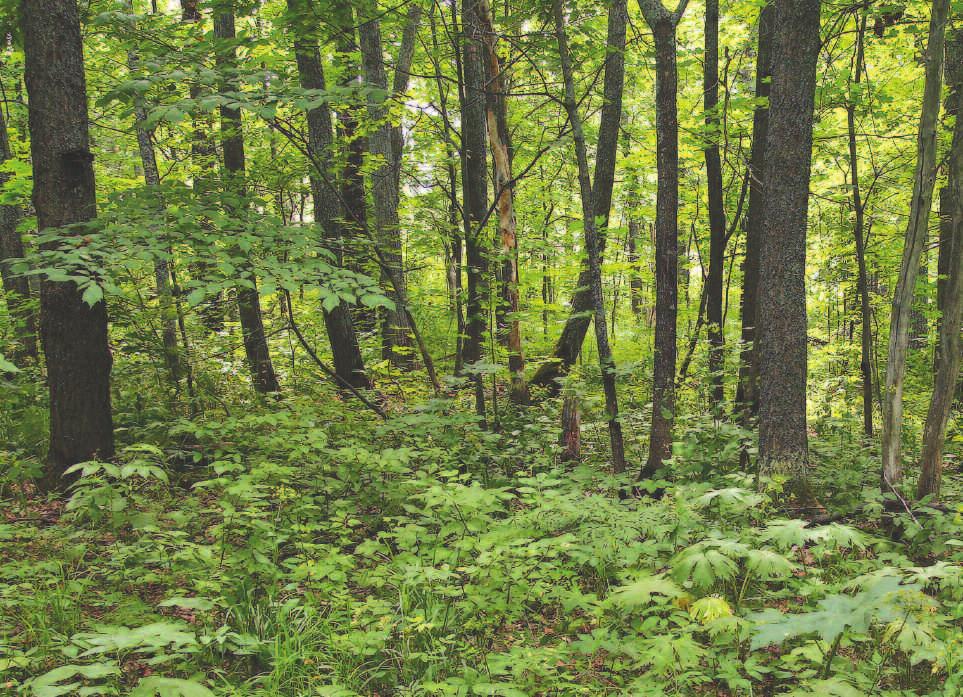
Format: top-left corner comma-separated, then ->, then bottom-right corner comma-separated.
608,574 -> 684,608
31,663 -> 120,697
81,283 -> 104,306
131,677 -> 215,697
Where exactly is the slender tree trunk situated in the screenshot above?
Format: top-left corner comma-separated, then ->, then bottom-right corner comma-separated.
638,0 -> 688,478
529,0 -> 627,392
627,219 -> 643,316
23,0 -> 114,490
390,2 -> 424,189
358,4 -> 416,367
213,8 -> 280,393
0,107 -> 36,365
880,0 -> 949,494
126,17 -> 180,390
554,0 -> 626,474
703,0 -> 726,409
756,0 -> 821,500
846,9 -> 873,439
288,0 -> 371,392
479,0 -> 529,404
181,0 -> 224,333
918,28 -> 963,501
461,0 -> 490,424
736,2 -> 773,422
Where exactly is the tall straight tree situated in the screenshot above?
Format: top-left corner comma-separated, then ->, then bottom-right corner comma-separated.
756,0 -> 822,498
213,5 -> 280,393
479,0 -> 529,404
917,28 -> 963,501
23,0 -> 114,489
880,0 -> 949,495
0,106 -> 36,365
703,0 -> 725,408
553,0 -> 626,474
529,0 -> 627,391
735,1 -> 773,419
460,0 -> 491,424
638,0 -> 688,478
287,0 -> 371,391
358,1 -> 416,367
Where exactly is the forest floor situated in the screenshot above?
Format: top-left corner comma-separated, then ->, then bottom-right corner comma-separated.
2,393 -> 962,696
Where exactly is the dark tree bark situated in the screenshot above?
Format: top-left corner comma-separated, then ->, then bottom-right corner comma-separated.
845,9 -> 873,439
460,0 -> 491,424
23,0 -> 114,490
756,0 -> 822,498
213,8 -> 280,393
880,0 -> 949,493
358,3 -> 416,368
0,107 -> 36,365
638,0 -> 688,478
736,1 -> 773,421
917,28 -> 963,501
287,0 -> 371,392
703,0 -> 725,408
479,0 -> 529,404
529,0 -> 627,391
554,0 -> 626,474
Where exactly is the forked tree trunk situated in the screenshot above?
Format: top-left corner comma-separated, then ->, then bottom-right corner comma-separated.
479,0 -> 529,404
880,0 -> 949,495
554,0 -> 626,474
213,8 -> 280,394
638,0 -> 688,478
288,0 -> 371,392
23,0 -> 115,490
756,0 -> 822,500
529,0 -> 627,392
917,28 -> 963,501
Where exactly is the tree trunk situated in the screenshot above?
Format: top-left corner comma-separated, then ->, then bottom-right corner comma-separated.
529,0 -> 627,392
736,1 -> 773,421
703,0 -> 726,409
213,8 -> 280,394
358,4 -> 416,368
23,0 -> 115,490
461,0 -> 490,424
846,9 -> 873,440
638,0 -> 687,478
880,0 -> 949,495
0,107 -> 36,365
917,28 -> 963,501
756,0 -> 822,500
627,218 -> 643,316
288,0 -> 371,392
553,0 -> 626,474
126,16 -> 180,390
479,0 -> 529,404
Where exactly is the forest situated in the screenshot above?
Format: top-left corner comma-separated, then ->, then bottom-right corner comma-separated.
2,0 -> 963,693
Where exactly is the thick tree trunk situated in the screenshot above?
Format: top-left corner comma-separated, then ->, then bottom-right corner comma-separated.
529,0 -> 627,392
703,0 -> 726,409
736,1 -> 773,421
554,0 -> 626,474
880,0 -> 949,494
213,9 -> 280,394
23,0 -> 114,490
358,6 -> 416,367
917,28 -> 963,501
756,0 -> 821,499
461,0 -> 491,424
288,0 -> 371,392
846,10 -> 873,440
0,108 -> 36,365
479,0 -> 529,404
638,0 -> 687,478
